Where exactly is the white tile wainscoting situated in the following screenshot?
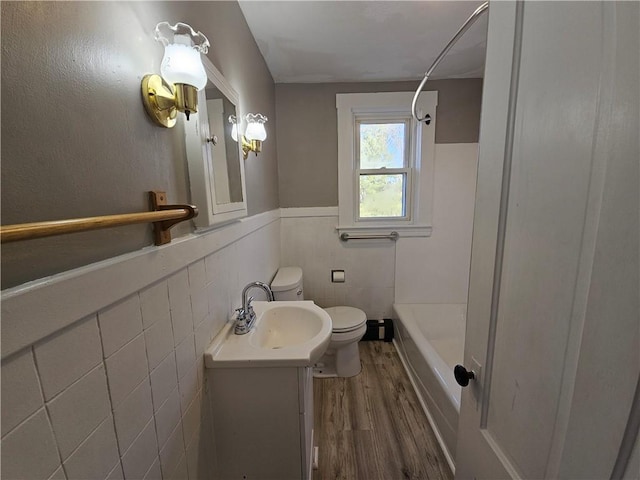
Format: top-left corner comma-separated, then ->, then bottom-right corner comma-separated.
1,211 -> 281,480
280,208 -> 396,320
395,143 -> 479,304
281,143 -> 479,316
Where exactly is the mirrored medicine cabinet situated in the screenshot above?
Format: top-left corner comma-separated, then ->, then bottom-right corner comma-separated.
184,57 -> 247,228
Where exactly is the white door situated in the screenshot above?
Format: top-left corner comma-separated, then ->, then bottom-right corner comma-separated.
455,2 -> 639,479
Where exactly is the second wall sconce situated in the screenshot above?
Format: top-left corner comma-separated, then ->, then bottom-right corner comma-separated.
240,113 -> 268,159
142,22 -> 210,128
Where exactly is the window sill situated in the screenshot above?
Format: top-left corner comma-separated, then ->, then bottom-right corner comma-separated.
336,224 -> 432,238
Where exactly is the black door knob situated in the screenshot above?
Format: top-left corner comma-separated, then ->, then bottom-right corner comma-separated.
454,364 -> 475,387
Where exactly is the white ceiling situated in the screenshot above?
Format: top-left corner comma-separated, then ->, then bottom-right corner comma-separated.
238,1 -> 488,83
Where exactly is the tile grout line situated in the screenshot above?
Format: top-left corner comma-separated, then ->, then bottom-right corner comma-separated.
184,263 -> 208,480
34,351 -> 125,478
142,456 -> 160,480
95,309 -> 126,478
161,272 -> 187,479
28,346 -> 66,478
145,281 -> 174,480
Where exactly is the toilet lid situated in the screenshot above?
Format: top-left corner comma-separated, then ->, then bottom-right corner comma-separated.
324,306 -> 367,332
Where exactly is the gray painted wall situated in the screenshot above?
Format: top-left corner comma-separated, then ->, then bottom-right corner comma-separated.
1,1 -> 279,289
275,79 -> 482,207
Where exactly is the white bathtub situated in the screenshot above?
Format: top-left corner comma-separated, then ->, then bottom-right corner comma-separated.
393,303 -> 466,470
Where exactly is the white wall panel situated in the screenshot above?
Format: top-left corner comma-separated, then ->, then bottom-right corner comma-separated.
281,214 -> 395,319
395,144 -> 478,304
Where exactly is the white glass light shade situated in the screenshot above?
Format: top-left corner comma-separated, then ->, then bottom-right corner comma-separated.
228,115 -> 238,142
155,22 -> 210,90
160,43 -> 207,89
244,113 -> 268,141
244,122 -> 267,141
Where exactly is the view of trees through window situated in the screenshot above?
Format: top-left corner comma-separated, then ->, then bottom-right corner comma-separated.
358,122 -> 407,218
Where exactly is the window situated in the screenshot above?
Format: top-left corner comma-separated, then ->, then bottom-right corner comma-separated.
357,119 -> 410,220
337,92 -> 437,237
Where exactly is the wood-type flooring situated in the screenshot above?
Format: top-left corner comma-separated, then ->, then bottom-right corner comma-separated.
313,341 -> 453,480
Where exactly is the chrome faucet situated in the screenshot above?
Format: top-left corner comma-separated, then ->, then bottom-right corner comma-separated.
234,281 -> 275,335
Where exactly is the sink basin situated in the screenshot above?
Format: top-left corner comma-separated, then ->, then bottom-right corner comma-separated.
250,306 -> 325,349
204,301 -> 332,368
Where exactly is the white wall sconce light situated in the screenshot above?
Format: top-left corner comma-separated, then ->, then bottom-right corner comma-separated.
240,113 -> 268,159
141,22 -> 210,128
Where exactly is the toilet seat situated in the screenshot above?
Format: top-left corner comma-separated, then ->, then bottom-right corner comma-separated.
324,306 -> 367,333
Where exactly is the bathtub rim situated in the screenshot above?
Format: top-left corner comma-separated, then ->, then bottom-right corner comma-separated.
393,303 -> 463,412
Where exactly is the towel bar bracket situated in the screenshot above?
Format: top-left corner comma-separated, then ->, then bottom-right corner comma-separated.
149,191 -> 198,245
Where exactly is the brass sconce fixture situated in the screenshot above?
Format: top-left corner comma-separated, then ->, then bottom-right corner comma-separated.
141,22 -> 210,128
239,113 -> 268,159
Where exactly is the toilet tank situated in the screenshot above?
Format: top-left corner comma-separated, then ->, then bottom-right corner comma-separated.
271,267 -> 304,301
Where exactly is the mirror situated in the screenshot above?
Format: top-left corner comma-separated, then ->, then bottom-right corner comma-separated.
204,88 -> 242,205
184,57 -> 247,228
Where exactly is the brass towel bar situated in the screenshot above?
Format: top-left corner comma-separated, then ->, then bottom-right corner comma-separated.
0,191 -> 198,246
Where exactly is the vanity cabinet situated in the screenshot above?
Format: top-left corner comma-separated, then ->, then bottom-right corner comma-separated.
208,366 -> 315,480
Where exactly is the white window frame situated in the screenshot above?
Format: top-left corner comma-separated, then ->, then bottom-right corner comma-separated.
336,91 -> 437,238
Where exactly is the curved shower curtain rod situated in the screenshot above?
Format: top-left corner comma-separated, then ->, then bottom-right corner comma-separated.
412,1 -> 489,123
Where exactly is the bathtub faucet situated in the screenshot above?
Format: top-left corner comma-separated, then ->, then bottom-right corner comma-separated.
234,281 -> 275,335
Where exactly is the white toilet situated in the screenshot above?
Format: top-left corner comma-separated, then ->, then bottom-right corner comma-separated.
271,266 -> 367,378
